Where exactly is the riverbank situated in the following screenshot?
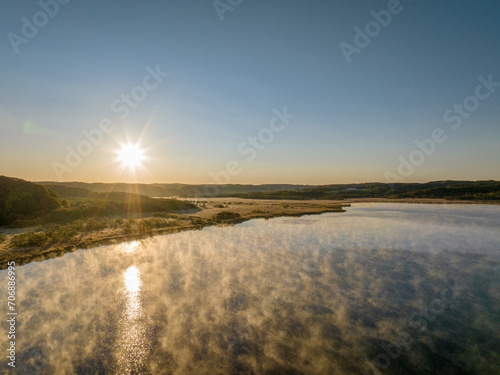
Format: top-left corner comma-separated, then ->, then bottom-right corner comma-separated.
2,197 -> 499,269
0,199 -> 347,269
340,197 -> 500,205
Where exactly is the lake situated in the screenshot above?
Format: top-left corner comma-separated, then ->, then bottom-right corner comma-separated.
1,203 -> 499,374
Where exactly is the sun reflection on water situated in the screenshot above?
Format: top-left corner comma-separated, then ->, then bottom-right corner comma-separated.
117,265 -> 150,374
121,240 -> 140,254
124,266 -> 141,293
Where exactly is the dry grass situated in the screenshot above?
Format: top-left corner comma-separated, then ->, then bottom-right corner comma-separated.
0,199 -> 346,269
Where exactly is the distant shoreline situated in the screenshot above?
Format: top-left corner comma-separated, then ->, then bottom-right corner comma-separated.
336,197 -> 500,205
1,198 -> 499,270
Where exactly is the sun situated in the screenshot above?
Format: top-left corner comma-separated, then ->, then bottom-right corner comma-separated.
117,143 -> 145,169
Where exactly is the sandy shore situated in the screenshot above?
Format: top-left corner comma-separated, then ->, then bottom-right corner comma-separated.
187,197 -> 348,218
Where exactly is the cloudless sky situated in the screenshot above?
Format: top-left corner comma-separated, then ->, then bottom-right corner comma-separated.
1,0 -> 499,184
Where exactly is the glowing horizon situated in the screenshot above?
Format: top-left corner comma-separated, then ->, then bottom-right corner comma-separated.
1,2 -> 499,185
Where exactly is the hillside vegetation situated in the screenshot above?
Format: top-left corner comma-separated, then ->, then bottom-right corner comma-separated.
40,182 -> 312,197
0,176 -> 64,226
45,191 -> 198,224
0,176 -> 199,227
0,176 -> 201,267
228,180 -> 500,201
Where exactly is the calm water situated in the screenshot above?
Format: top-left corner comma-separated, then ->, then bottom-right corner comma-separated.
1,203 -> 499,374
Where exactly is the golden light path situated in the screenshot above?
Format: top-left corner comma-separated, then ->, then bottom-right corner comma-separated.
121,240 -> 140,254
124,266 -> 141,294
116,259 -> 150,374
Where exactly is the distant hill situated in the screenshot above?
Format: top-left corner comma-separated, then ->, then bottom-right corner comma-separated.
42,184 -> 92,198
0,176 -> 200,227
38,182 -> 312,198
227,180 -> 500,201
0,176 -> 63,225
37,180 -> 500,201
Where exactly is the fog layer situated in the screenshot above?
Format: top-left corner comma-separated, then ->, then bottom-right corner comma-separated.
1,204 -> 499,374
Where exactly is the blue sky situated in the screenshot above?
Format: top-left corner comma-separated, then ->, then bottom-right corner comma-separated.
1,0 -> 499,184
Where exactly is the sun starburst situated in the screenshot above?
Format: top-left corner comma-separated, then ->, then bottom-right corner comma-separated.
117,143 -> 145,170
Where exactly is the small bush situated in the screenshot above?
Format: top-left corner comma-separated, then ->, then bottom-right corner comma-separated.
212,211 -> 241,222
190,217 -> 206,226
70,220 -> 85,232
0,233 -> 7,243
124,219 -> 136,234
83,218 -> 110,232
152,212 -> 179,219
143,217 -> 180,229
10,232 -> 49,248
45,226 -> 79,244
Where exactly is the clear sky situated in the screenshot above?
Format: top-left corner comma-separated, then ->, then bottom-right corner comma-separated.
1,0 -> 499,184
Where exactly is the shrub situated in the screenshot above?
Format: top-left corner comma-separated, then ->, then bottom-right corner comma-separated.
212,211 -> 241,222
124,219 -> 136,234
141,217 -> 180,230
0,233 -> 7,244
152,212 -> 179,219
109,217 -> 124,229
45,225 -> 80,244
83,218 -> 110,232
10,231 -> 49,248
70,220 -> 85,232
190,217 -> 206,226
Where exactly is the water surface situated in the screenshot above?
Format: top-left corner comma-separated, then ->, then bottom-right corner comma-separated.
1,203 -> 499,374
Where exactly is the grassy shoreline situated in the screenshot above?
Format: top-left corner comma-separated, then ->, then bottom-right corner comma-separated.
1,197 -> 499,269
0,199 -> 347,269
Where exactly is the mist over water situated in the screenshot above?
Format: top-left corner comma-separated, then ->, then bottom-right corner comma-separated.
1,203 -> 499,374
